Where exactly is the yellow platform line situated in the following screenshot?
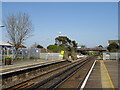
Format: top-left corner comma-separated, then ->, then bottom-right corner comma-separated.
0,59 -> 63,71
102,61 -> 115,89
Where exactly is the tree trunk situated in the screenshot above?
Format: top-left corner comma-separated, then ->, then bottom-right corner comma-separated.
14,47 -> 19,60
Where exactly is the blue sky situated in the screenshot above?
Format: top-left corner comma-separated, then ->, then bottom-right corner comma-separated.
2,2 -> 118,48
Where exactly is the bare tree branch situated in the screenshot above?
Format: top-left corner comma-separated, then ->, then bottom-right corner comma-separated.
4,12 -> 33,60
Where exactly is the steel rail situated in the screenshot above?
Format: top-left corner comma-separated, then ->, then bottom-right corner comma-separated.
27,56 -> 95,89
47,60 -> 88,89
5,58 -> 85,89
51,56 -> 97,89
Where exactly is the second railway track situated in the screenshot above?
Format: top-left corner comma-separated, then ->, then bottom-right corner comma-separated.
4,58 -> 87,89
26,55 -> 97,89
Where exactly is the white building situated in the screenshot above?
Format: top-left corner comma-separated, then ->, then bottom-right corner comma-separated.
0,41 -> 14,61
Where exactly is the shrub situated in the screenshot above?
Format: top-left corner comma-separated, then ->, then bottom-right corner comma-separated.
5,56 -> 12,60
47,45 -> 62,53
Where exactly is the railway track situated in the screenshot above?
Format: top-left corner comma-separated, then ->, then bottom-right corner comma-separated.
2,60 -> 70,89
26,55 -> 97,89
4,56 -> 97,89
4,58 -> 86,89
56,56 -> 96,89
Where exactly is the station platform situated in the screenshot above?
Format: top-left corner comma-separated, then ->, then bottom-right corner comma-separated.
84,60 -> 118,89
0,59 -> 66,74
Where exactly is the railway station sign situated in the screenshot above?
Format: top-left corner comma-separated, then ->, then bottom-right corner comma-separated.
103,52 -> 110,60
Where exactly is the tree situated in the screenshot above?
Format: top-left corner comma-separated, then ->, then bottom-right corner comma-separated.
55,36 -> 71,47
98,45 -> 103,48
80,51 -> 88,55
107,42 -> 119,52
54,36 -> 78,59
71,40 -> 78,51
47,45 -> 62,53
55,36 -> 78,52
37,45 -> 43,49
4,12 -> 33,60
81,45 -> 86,48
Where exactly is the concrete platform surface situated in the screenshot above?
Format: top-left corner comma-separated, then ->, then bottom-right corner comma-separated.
104,61 -> 118,88
84,61 -> 102,88
84,60 -> 118,89
0,59 -> 65,74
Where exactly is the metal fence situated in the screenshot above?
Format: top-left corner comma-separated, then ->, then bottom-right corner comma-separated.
1,48 -> 63,61
20,48 -> 41,59
40,53 -> 62,60
103,52 -> 120,60
20,48 -> 63,60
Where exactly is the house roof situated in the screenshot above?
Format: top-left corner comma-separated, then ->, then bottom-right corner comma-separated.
0,41 -> 26,48
19,44 -> 26,48
0,41 -> 13,46
8,42 -> 27,48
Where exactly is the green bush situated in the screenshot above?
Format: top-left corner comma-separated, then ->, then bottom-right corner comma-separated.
5,56 -> 12,60
47,45 -> 62,53
107,42 -> 119,52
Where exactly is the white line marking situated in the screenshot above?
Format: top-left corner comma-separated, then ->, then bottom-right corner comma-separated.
80,60 -> 96,90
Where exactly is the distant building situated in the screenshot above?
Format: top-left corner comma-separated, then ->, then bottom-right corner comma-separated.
0,41 -> 13,48
108,40 -> 120,45
0,41 -> 26,60
103,52 -> 120,60
0,41 -> 13,60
